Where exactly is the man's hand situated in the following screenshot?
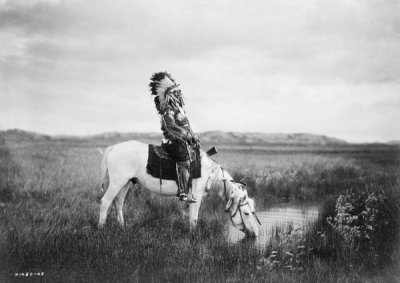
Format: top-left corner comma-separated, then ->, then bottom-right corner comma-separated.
185,132 -> 193,142
191,136 -> 200,148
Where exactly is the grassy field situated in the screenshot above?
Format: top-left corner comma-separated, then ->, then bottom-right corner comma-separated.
1,134 -> 399,282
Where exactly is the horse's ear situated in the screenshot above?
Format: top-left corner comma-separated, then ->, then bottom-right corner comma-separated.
206,178 -> 212,192
206,169 -> 218,192
225,193 -> 234,212
230,195 -> 240,215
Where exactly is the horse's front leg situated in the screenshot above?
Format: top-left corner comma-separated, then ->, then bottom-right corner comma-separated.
188,195 -> 203,232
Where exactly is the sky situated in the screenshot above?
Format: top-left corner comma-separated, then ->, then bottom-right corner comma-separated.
1,0 -> 399,143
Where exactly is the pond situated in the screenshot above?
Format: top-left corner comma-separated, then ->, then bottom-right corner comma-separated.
225,202 -> 321,247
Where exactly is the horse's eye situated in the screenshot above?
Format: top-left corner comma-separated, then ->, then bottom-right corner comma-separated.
244,212 -> 249,216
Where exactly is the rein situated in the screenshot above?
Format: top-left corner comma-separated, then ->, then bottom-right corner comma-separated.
228,199 -> 248,230
226,197 -> 262,229
220,166 -> 262,227
220,166 -> 246,229
207,161 -> 261,230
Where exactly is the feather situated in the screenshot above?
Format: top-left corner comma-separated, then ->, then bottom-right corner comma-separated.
149,72 -> 183,114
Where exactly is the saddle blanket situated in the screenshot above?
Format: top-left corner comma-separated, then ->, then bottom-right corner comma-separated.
146,144 -> 201,181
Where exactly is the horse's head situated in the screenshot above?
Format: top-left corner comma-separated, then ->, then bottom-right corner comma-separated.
225,181 -> 261,237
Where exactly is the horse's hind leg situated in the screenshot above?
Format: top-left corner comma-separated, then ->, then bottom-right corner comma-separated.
98,180 -> 126,228
114,182 -> 131,227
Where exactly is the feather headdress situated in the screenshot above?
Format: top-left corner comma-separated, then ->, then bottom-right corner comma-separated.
149,72 -> 184,114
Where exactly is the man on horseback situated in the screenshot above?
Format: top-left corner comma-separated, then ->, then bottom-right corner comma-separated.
149,72 -> 200,203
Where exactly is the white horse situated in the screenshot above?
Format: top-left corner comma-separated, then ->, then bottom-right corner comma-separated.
98,140 -> 260,237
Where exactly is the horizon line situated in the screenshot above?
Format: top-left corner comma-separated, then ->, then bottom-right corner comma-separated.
2,128 -> 399,145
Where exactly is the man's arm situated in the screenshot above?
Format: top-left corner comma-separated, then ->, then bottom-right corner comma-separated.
162,109 -> 192,142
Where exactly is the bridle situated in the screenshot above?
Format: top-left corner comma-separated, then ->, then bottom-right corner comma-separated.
227,198 -> 249,230
220,167 -> 262,229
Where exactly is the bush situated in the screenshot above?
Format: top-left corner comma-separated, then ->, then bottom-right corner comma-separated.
327,188 -> 398,254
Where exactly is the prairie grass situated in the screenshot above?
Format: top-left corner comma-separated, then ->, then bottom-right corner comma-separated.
0,136 -> 399,282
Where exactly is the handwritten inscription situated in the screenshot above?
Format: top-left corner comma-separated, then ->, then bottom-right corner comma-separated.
14,272 -> 44,277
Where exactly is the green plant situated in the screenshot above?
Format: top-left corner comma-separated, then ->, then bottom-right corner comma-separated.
327,189 -> 396,255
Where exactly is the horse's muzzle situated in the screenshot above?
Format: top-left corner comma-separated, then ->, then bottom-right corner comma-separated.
245,230 -> 258,238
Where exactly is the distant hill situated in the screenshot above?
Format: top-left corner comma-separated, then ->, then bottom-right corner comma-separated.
198,131 -> 347,146
1,129 -> 348,146
0,129 -> 162,145
0,129 -> 51,142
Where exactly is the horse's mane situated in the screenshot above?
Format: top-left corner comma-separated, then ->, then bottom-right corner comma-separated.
201,151 -> 234,198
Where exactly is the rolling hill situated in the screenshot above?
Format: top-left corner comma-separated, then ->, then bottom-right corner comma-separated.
1,129 -> 348,146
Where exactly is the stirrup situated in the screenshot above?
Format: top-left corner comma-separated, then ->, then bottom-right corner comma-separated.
179,193 -> 188,201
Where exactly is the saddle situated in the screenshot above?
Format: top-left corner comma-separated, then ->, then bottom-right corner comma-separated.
146,144 -> 201,181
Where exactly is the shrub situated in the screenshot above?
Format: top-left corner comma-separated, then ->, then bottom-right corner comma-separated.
327,188 -> 398,255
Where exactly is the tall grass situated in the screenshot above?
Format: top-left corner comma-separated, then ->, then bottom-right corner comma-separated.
226,146 -> 400,206
1,137 -> 399,282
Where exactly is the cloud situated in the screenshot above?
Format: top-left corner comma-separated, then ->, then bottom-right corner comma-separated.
0,0 -> 399,141
2,0 -> 399,81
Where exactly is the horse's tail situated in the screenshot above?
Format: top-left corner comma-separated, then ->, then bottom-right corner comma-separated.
100,146 -> 113,196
